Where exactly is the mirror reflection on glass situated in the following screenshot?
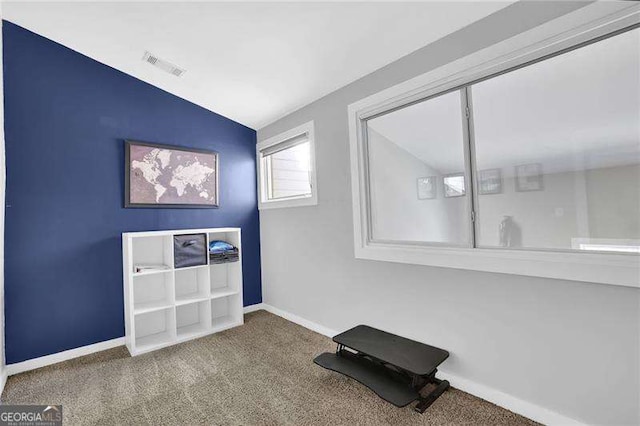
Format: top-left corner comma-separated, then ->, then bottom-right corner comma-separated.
472,28 -> 640,253
362,27 -> 639,254
365,90 -> 471,246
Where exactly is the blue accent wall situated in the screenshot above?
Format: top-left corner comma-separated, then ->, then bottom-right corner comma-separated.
3,21 -> 262,364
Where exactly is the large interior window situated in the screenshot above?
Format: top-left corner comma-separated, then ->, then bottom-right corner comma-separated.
363,26 -> 639,254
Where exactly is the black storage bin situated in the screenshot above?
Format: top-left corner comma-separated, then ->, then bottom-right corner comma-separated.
174,233 -> 207,269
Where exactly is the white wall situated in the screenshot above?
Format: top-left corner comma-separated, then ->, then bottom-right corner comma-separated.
0,2 -> 7,393
478,171 -> 583,248
369,133 -> 640,251
587,164 -> 640,239
368,129 -> 466,244
258,2 -> 640,425
476,165 -> 640,249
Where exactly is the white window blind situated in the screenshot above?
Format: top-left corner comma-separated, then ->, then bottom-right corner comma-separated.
259,130 -> 313,202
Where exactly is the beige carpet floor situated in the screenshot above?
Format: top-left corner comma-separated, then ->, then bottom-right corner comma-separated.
2,310 -> 537,425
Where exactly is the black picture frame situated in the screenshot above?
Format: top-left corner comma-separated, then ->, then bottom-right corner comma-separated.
125,140 -> 219,209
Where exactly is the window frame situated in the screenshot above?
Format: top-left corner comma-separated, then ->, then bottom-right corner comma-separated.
257,121 -> 318,210
364,88 -> 475,249
348,3 -> 640,288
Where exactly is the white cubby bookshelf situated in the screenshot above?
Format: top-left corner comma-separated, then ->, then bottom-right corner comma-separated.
123,227 -> 243,356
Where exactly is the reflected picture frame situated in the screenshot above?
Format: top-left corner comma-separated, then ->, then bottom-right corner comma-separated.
443,173 -> 466,198
515,163 -> 544,192
417,176 -> 437,200
478,168 -> 503,195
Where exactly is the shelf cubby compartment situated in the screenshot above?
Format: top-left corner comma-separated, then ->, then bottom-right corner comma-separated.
209,261 -> 241,298
175,266 -> 210,305
133,272 -> 175,314
207,231 -> 240,260
211,294 -> 242,331
134,307 -> 175,353
131,235 -> 174,272
176,300 -> 211,341
207,231 -> 240,252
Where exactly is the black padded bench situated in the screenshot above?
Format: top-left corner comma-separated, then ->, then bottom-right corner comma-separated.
314,325 -> 450,413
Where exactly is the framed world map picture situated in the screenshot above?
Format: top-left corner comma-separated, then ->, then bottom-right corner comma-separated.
125,140 -> 219,208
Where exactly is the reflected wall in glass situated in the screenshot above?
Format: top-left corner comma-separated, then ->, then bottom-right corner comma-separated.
471,28 -> 640,252
365,90 -> 471,246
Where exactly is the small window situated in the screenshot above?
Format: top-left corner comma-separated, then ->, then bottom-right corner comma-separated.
264,139 -> 311,200
257,121 -> 317,209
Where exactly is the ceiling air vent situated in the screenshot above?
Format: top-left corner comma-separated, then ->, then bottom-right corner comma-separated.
142,51 -> 186,77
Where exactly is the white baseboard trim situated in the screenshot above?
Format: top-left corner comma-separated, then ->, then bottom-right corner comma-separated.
261,304 -> 337,338
5,337 -> 125,377
437,370 -> 584,426
243,303 -> 267,313
0,368 -> 7,397
255,303 -> 584,426
5,303 -> 274,377
5,304 -> 271,378
1,304 -> 585,425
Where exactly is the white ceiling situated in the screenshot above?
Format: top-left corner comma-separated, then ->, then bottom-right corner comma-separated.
369,27 -> 640,175
2,1 -> 511,129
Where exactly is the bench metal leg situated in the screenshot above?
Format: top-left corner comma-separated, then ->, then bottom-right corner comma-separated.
414,379 -> 450,413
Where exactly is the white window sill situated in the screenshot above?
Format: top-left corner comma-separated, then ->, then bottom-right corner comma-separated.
355,242 -> 640,288
258,194 -> 317,210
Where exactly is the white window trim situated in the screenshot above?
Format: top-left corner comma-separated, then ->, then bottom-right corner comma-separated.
347,2 -> 640,288
257,121 -> 318,210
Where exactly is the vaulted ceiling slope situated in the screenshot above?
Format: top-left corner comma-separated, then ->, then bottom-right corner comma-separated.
3,1 -> 511,129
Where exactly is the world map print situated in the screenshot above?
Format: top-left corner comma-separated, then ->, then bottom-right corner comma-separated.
128,143 -> 217,206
